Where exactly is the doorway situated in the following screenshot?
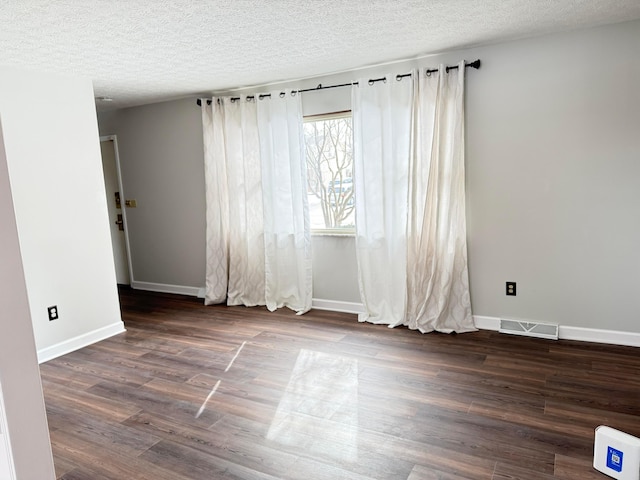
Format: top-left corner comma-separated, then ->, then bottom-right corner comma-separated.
100,136 -> 132,285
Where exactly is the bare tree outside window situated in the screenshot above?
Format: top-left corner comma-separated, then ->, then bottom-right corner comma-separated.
304,114 -> 354,231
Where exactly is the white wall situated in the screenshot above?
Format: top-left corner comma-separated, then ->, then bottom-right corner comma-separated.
0,67 -> 125,360
0,118 -> 55,479
98,19 -> 640,336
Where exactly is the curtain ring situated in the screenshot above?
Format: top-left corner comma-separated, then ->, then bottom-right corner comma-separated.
291,90 -> 297,97
395,74 -> 402,81
426,70 -> 432,77
230,97 -> 237,103
383,77 -> 387,83
280,91 -> 286,98
368,79 -> 374,86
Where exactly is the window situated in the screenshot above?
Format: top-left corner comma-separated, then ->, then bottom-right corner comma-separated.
304,112 -> 354,233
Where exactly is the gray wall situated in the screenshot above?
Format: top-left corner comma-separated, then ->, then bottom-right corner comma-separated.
464,21 -> 640,331
98,100 -> 207,288
98,19 -> 640,333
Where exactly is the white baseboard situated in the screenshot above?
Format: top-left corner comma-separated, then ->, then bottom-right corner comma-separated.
131,281 -> 202,297
474,314 -> 640,347
558,326 -> 640,348
128,284 -> 364,314
312,298 -> 365,315
473,315 -> 500,331
37,321 -> 126,364
124,283 -> 640,349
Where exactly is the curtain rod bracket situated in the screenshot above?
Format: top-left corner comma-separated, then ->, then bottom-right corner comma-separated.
427,59 -> 481,75
468,59 -> 481,70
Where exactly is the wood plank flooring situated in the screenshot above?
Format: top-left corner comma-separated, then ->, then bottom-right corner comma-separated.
40,287 -> 640,479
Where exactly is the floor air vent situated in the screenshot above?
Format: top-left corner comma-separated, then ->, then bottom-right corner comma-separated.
499,319 -> 558,340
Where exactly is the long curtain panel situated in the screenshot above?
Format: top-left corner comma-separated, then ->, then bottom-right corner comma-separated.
352,75 -> 414,326
202,100 -> 230,304
406,62 -> 475,332
257,92 -> 312,314
352,63 -> 474,333
202,96 -> 265,307
223,98 -> 266,307
202,93 -> 311,314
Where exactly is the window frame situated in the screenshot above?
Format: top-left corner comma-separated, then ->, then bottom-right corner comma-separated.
303,110 -> 356,236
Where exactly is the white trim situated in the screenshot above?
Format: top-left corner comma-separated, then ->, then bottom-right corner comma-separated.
100,135 -> 134,285
113,282 -> 640,349
130,285 -> 361,313
473,315 -> 500,331
131,281 -> 201,297
559,326 -> 640,348
311,298 -> 364,315
310,230 -> 356,237
473,314 -> 640,347
37,321 -> 125,363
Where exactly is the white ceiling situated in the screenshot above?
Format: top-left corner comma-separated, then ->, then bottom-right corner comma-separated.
2,0 -> 640,110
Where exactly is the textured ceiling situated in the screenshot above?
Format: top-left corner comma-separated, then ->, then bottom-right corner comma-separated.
1,0 -> 640,110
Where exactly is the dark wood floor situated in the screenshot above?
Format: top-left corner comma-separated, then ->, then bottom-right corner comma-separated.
40,288 -> 640,479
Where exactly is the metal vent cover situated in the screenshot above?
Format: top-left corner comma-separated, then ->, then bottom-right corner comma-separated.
499,318 -> 558,340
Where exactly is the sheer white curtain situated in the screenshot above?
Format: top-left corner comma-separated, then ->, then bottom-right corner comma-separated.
352,64 -> 475,333
202,96 -> 265,307
257,92 -> 312,314
352,75 -> 413,326
202,100 -> 229,304
406,62 -> 474,332
202,93 -> 311,313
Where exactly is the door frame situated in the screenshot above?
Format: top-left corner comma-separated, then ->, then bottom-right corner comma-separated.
100,134 -> 134,285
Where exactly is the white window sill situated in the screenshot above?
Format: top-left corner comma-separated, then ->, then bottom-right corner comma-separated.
311,230 -> 355,237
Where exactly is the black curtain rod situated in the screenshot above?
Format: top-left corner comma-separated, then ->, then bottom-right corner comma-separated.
426,58 -> 481,74
197,59 -> 480,106
297,81 -> 357,94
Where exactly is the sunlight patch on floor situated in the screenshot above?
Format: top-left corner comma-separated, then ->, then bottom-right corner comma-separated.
267,349 -> 359,462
